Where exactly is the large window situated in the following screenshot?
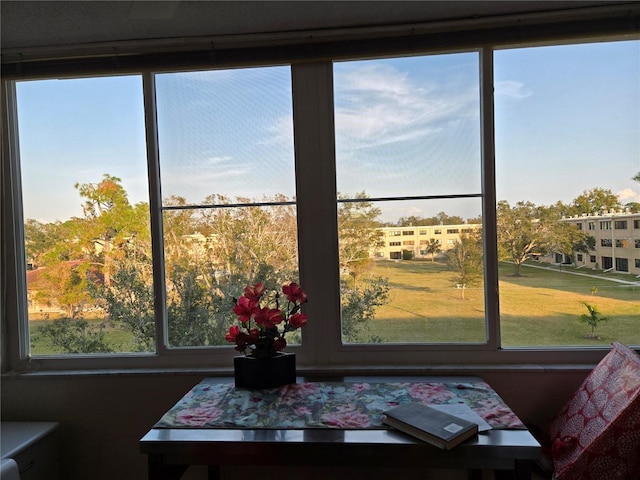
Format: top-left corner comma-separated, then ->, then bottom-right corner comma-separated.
3,33 -> 639,371
495,40 -> 640,347
333,53 -> 484,345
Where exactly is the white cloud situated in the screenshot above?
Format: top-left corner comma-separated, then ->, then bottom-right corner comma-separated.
334,64 -> 476,148
495,80 -> 532,99
618,188 -> 640,203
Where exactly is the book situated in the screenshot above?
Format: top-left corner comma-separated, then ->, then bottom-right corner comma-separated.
383,403 -> 479,450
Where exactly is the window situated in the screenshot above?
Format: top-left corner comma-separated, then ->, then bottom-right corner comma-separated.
334,53 -> 484,345
495,40 -> 639,347
635,220 -> 640,229
3,33 -> 639,372
419,230 -> 427,235
616,258 -> 629,273
614,220 -> 628,230
590,255 -> 597,263
636,240 -> 640,249
576,223 -> 583,230
636,259 -> 640,268
615,239 -> 628,248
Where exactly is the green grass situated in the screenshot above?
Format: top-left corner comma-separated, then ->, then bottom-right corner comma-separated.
29,259 -> 640,353
365,259 -> 640,346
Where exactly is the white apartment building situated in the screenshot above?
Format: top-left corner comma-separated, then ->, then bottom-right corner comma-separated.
376,224 -> 482,260
559,211 -> 640,275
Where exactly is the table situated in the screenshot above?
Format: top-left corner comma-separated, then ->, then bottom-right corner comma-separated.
140,376 -> 541,480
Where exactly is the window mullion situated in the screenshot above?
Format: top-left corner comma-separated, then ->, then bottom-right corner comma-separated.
480,47 -> 500,349
142,72 -> 169,355
291,61 -> 341,366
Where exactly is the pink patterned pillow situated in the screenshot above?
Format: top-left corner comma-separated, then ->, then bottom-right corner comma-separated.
549,343 -> 640,480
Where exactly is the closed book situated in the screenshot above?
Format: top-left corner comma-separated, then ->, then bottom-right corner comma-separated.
383,403 -> 479,450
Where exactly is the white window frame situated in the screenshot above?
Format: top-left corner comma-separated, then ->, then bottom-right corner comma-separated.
2,16 -> 639,372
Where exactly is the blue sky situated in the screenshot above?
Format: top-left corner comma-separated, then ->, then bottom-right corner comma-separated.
16,40 -> 640,224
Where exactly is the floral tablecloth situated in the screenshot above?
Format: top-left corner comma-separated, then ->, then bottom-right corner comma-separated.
155,381 -> 525,430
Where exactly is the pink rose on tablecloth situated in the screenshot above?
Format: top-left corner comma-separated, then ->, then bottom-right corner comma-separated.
320,410 -> 371,428
176,407 -> 223,427
351,383 -> 371,393
295,406 -> 312,416
408,383 -> 456,403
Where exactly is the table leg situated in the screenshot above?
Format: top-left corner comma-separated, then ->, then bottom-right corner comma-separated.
513,460 -> 533,480
148,454 -> 188,480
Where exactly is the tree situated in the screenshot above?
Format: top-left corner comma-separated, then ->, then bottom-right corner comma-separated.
633,172 -> 640,183
446,232 -> 483,300
423,238 -> 441,262
580,302 -> 607,339
568,188 -> 621,216
35,317 -> 113,354
497,200 -> 553,276
340,276 -> 389,343
337,192 -> 384,286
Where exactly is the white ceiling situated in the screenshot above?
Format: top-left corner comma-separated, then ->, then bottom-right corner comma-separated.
0,1 -> 623,51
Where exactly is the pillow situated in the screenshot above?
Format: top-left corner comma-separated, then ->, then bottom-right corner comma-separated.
549,342 -> 640,480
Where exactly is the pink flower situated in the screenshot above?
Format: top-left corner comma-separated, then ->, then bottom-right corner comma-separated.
176,407 -> 223,427
225,325 -> 241,342
273,337 -> 287,351
288,313 -> 307,328
321,410 -> 371,428
244,282 -> 266,301
282,282 -> 307,304
233,296 -> 258,323
255,307 -> 283,328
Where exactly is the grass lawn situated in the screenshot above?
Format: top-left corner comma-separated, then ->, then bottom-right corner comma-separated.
366,259 -> 639,346
29,259 -> 639,353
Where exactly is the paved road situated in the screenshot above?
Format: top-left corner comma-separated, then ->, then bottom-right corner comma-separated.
517,262 -> 640,286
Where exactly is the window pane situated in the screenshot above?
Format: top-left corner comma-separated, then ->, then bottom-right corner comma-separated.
334,54 -> 484,344
155,67 -> 298,348
17,76 -> 153,355
495,40 -> 640,347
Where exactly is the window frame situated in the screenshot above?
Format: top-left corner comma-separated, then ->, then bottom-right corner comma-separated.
2,13 -> 639,372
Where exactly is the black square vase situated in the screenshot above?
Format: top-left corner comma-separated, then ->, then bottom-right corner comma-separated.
233,352 -> 296,389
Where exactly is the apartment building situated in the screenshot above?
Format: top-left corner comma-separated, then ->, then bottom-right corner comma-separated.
376,224 -> 482,260
559,211 -> 640,275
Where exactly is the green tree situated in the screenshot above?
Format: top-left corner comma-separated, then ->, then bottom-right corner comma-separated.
35,317 -> 113,354
497,200 -> 553,276
338,192 -> 385,285
446,231 -> 483,300
580,302 -> 607,339
423,238 -> 441,262
567,188 -> 621,216
340,276 -> 389,343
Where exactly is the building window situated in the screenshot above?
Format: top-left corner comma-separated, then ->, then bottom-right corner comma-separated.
403,241 -> 415,246
446,229 -> 460,234
600,221 -> 612,230
614,220 -> 628,230
419,230 -> 427,235
590,255 -> 597,263
602,256 -> 613,270
588,222 -> 596,230
402,231 -> 415,236
615,239 -> 628,248
636,239 -> 640,249
389,231 -> 401,237
601,238 -> 613,247
434,229 -> 442,235
389,241 -> 401,246
616,257 -> 629,272
576,223 -> 583,230
577,254 -> 583,261
636,259 -> 640,268
634,220 -> 640,229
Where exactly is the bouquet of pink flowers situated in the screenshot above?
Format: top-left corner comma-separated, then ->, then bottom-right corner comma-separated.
226,282 -> 308,359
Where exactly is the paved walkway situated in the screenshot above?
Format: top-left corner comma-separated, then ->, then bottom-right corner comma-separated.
519,262 -> 640,286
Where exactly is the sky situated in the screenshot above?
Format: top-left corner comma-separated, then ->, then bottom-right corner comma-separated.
16,39 -> 640,224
